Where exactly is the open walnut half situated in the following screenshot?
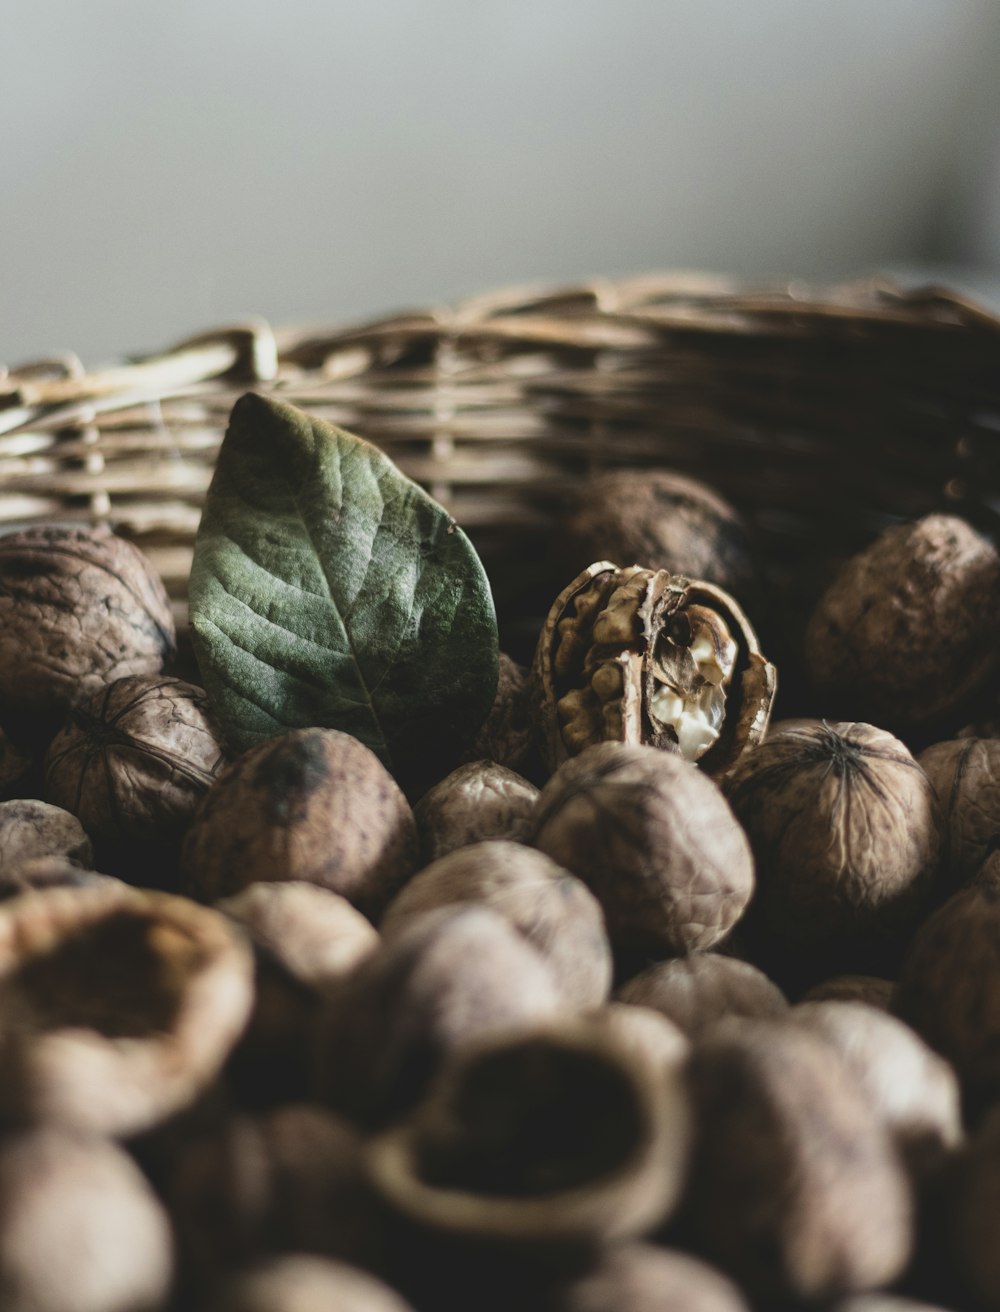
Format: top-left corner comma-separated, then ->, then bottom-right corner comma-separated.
533,562 -> 775,777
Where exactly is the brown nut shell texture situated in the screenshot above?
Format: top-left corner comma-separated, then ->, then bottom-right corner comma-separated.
804,513 -> 1000,728
369,1018 -> 690,1252
531,742 -> 755,956
44,675 -> 226,855
0,525 -> 176,723
0,881 -> 254,1136
685,1020 -> 912,1302
533,562 -> 775,777
725,721 -> 941,956
182,726 -> 418,920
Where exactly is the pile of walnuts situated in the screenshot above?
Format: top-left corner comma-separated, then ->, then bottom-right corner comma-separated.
1,480 -> 1000,1312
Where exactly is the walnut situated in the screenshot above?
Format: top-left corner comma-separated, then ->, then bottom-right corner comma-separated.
616,954 -> 787,1038
0,1126 -> 173,1312
0,881 -> 254,1136
533,562 -> 775,776
466,652 -> 534,771
790,1001 -> 962,1176
804,514 -> 1000,729
413,761 -> 539,862
44,674 -> 225,883
217,881 -> 379,989
549,1243 -> 751,1312
0,525 -> 176,730
683,1019 -> 913,1302
368,1018 -> 691,1252
0,799 -> 92,873
530,742 -> 754,958
380,841 -> 612,1008
181,727 -> 418,921
216,1256 -> 414,1312
216,883 -> 379,1110
314,906 -> 565,1127
166,1103 -> 385,1284
894,879 -> 1000,1107
564,468 -> 759,603
917,737 -> 1000,888
724,721 -> 942,981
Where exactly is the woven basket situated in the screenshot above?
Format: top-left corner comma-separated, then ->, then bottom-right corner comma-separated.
3,273 -> 999,676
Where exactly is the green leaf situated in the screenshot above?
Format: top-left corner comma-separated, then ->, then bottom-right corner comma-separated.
189,393 -> 499,792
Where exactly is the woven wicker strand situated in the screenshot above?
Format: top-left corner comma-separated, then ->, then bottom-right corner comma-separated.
2,275 -> 999,651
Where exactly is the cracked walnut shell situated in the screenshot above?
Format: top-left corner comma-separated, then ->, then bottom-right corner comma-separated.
533,562 -> 774,777
0,881 -> 254,1136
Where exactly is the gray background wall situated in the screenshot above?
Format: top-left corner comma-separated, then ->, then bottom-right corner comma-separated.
4,0 -> 999,366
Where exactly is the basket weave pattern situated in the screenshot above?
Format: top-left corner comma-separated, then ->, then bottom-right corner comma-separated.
2,274 -> 999,650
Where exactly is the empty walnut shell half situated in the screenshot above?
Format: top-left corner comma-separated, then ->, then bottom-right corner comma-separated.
0,882 -> 254,1137
533,562 -> 775,777
369,1017 -> 690,1252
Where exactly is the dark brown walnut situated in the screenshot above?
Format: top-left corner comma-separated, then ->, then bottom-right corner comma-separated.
684,1019 -> 912,1303
549,1243 -> 751,1312
380,841 -> 612,1009
44,674 -> 226,882
0,1126 -> 173,1312
0,799 -> 93,873
217,881 -> 379,989
216,1256 -> 414,1312
790,1001 -> 962,1177
564,468 -> 759,602
216,884 -> 379,1110
917,737 -> 1000,888
530,742 -> 754,958
950,1105 -> 1000,1308
166,1103 -> 385,1285
315,906 -> 565,1127
413,761 -> 539,863
0,524 -> 176,731
616,954 -> 787,1039
466,652 -> 534,772
801,973 -> 895,1009
724,721 -> 942,979
804,513 -> 1000,729
894,879 -> 1000,1106
0,881 -> 254,1136
369,1017 -> 691,1252
533,561 -> 775,777
182,727 -> 418,920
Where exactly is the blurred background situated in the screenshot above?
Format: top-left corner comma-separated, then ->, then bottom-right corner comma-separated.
3,0 -> 1000,366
